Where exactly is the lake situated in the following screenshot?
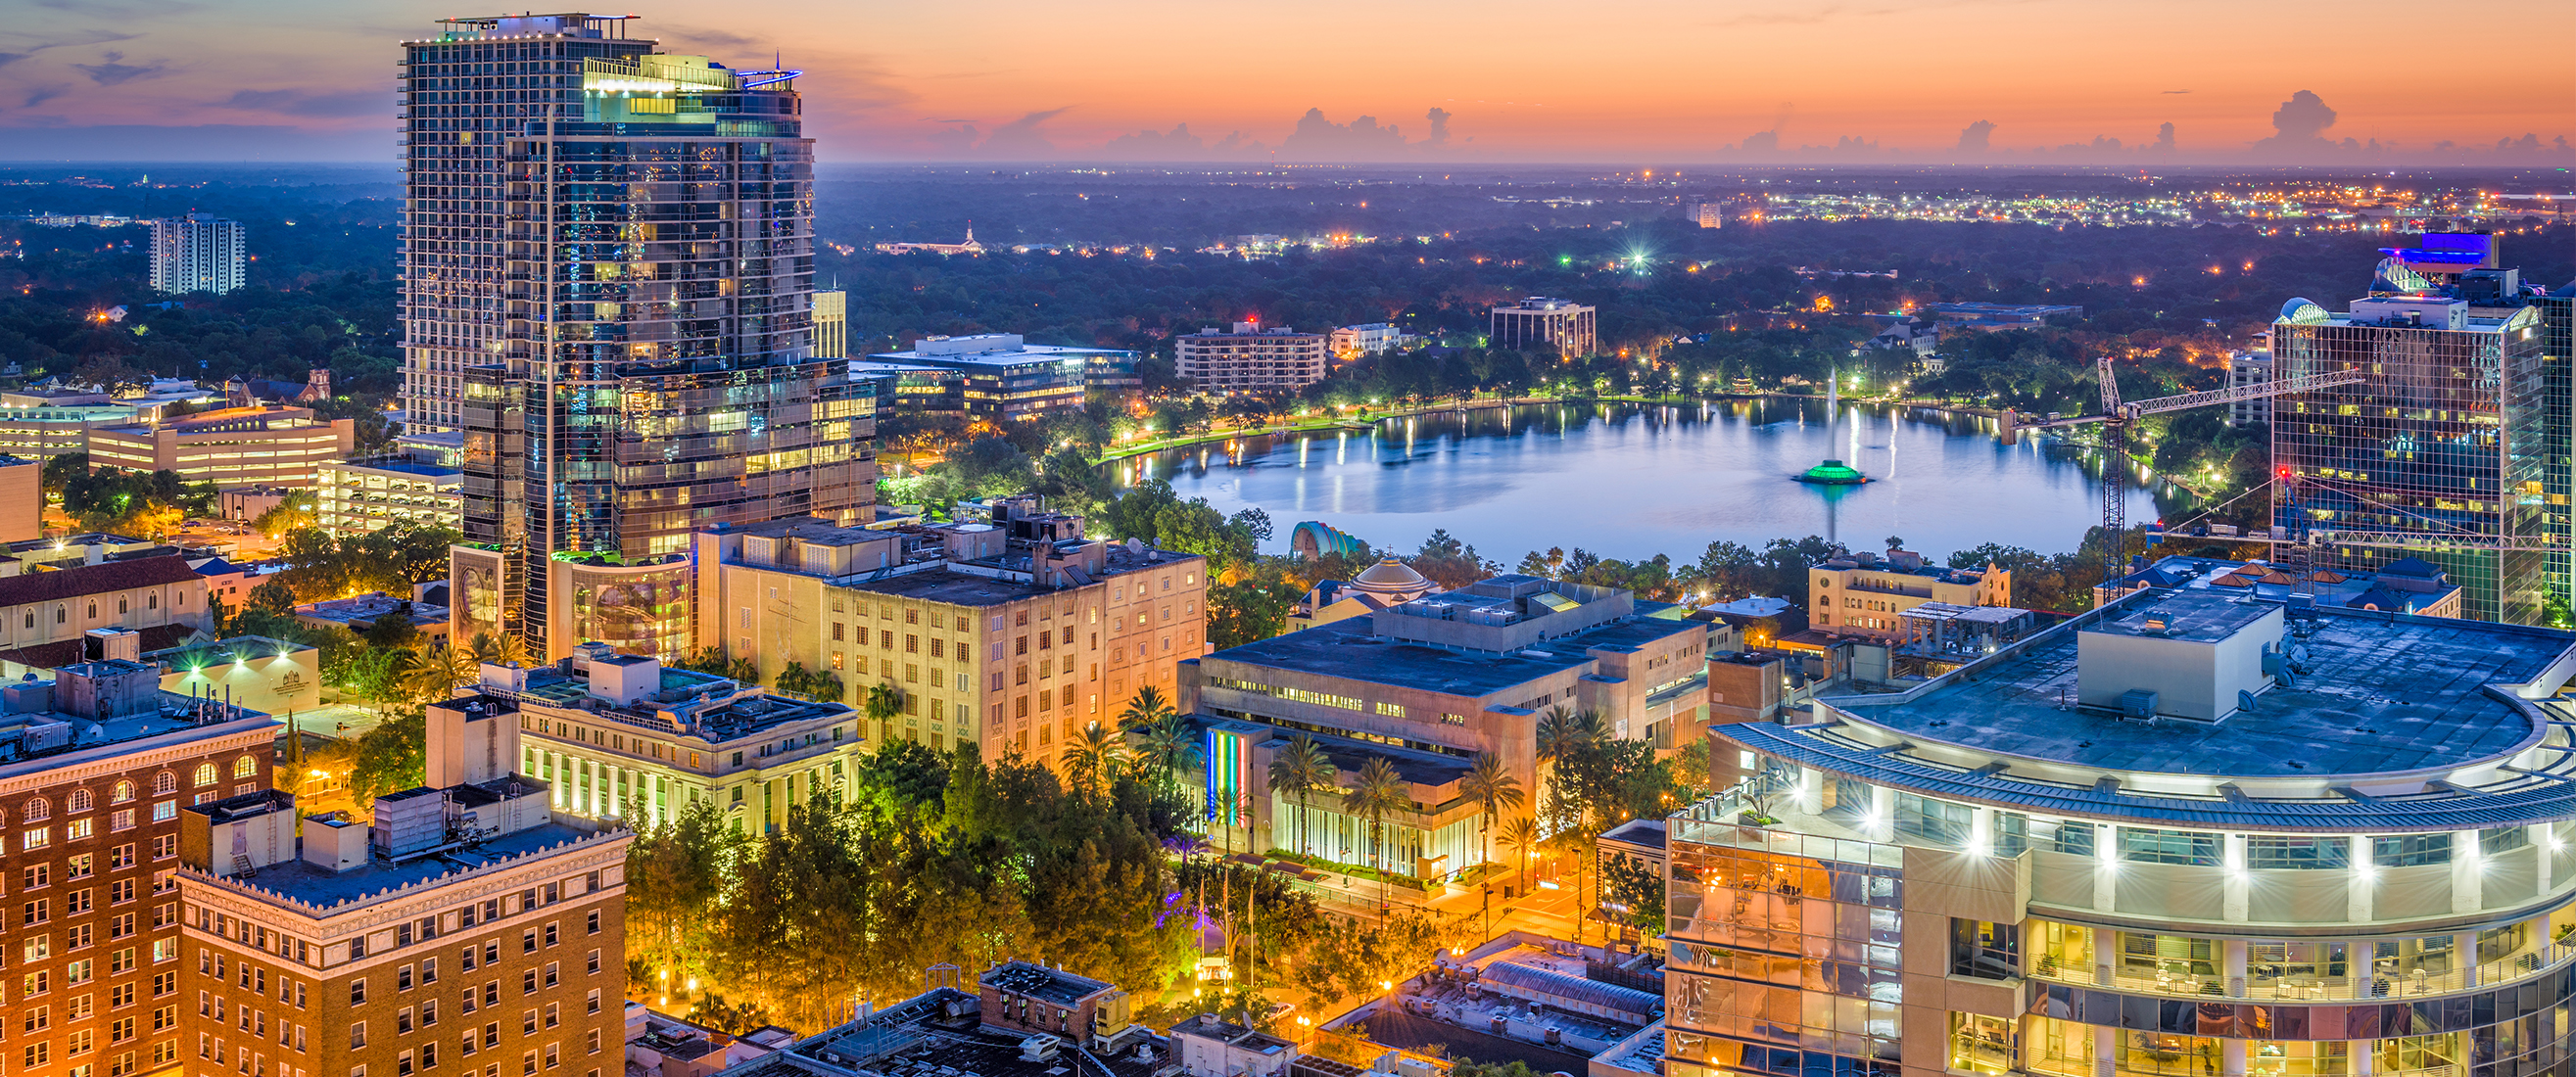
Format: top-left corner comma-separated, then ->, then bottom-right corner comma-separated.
1104,398 -> 2173,566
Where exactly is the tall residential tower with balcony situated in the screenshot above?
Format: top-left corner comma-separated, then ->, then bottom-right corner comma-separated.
404,14 -> 875,661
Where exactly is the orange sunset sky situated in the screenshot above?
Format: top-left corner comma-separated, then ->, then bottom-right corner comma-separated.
2,0 -> 2569,163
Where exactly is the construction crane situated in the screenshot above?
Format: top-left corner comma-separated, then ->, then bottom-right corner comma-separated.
2026,356 -> 2367,585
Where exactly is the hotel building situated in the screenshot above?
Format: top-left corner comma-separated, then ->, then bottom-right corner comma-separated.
1671,584 -> 2576,1077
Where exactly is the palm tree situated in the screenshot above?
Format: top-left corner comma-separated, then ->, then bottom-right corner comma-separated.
1342,755 -> 1408,918
1459,752 -> 1525,936
1498,816 -> 1540,894
464,631 -> 531,669
1118,683 -> 1177,731
1536,706 -> 1606,767
1265,734 -> 1337,858
1066,724 -> 1125,798
864,681 -> 903,744
1551,816 -> 1609,946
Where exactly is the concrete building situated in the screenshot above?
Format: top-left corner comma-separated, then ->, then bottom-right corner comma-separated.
1291,558 -> 1439,630
689,496 -> 1208,773
1672,582 -> 2576,1077
1690,202 -> 1726,229
1329,323 -> 1405,359
0,556 -> 215,677
978,961 -> 1131,1043
1173,323 -> 1329,393
146,633 -> 323,720
812,290 -> 847,359
1491,297 -> 1598,358
1808,547 -> 2012,641
296,592 -> 452,650
0,453 -> 37,542
859,335 -> 1139,420
175,686 -> 628,1077
148,212 -> 246,295
316,456 -> 463,537
0,401 -> 150,460
0,658 -> 277,1077
494,644 -> 863,836
85,404 -> 356,490
701,982 -> 1161,1077
1180,575 -> 1712,878
2100,554 -> 2464,618
2226,350 -> 2273,428
1169,1012 -> 1295,1077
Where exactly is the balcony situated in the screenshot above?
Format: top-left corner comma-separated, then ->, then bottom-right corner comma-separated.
2026,937 -> 2576,1004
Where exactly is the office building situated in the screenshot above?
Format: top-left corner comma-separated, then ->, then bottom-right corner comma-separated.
0,453 -> 35,542
1690,202 -> 1726,229
858,335 -> 1140,420
690,496 -> 1206,773
811,290 -> 847,359
1808,547 -> 2011,641
149,213 -> 246,295
1672,583 -> 2576,1077
85,405 -> 357,490
175,684 -> 628,1077
2271,290 -> 2548,623
405,15 -> 875,661
1490,298 -> 1597,358
2227,350 -> 2273,428
1173,323 -> 1329,393
1178,575 -> 1711,878
317,455 -> 464,537
498,643 -> 865,835
0,658 -> 277,1077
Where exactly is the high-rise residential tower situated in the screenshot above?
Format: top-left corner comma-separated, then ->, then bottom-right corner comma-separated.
148,212 -> 246,295
402,13 -> 875,661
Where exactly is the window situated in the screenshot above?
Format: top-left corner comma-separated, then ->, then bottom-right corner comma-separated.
2246,836 -> 2350,870
584,912 -> 598,935
2478,825 -> 2532,855
2119,827 -> 2221,866
233,757 -> 258,779
192,765 -> 215,788
351,980 -> 366,1006
69,789 -> 93,813
352,1022 -> 367,1050
1951,918 -> 2021,979
2372,833 -> 2453,867
583,950 -> 598,975
153,773 -> 175,796
1893,793 -> 1971,849
25,796 -> 50,820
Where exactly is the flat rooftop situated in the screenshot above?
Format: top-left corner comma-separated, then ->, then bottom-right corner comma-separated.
1208,607 -> 1701,698
747,987 -> 1165,1077
2084,587 -> 2273,643
209,816 -> 607,913
1825,592 -> 2565,777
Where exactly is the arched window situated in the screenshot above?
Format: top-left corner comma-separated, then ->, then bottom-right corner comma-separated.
191,763 -> 215,788
22,798 -> 48,821
86,602 -> 97,619
55,605 -> 66,624
118,598 -> 127,615
147,594 -> 157,610
65,789 -> 91,814
111,781 -> 134,804
232,756 -> 258,779
153,772 -> 176,796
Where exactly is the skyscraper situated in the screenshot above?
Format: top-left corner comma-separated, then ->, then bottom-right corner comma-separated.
2269,246 -> 2550,624
148,212 -> 246,294
404,14 -> 875,660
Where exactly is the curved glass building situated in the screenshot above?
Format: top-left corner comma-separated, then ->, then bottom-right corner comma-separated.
1671,580 -> 2576,1077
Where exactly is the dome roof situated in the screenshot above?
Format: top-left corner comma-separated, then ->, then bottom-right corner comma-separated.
1351,558 -> 1432,595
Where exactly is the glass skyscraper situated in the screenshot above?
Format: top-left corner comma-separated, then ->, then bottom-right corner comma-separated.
403,13 -> 874,660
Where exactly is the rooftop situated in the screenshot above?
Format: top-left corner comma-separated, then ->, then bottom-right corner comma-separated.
1204,603 -> 1700,700
979,960 -> 1116,1007
191,810 -> 612,913
738,987 -> 1164,1077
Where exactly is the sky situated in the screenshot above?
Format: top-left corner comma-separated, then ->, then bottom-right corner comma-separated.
2,0 -> 2571,164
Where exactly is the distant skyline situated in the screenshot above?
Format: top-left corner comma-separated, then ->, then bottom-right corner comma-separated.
2,0 -> 2570,165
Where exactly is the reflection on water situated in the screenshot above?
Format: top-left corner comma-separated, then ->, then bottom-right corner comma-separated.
1105,399 -> 2171,562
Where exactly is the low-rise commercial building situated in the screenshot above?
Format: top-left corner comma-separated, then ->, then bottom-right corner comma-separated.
691,495 -> 1208,773
2100,554 -> 2464,618
503,643 -> 866,836
86,404 -> 356,489
0,401 -> 142,459
317,456 -> 463,536
0,555 -> 215,679
1491,297 -> 1598,358
1808,546 -> 2011,641
296,592 -> 453,650
175,688 -> 627,1077
1174,323 -> 1329,393
1672,584 -> 2576,1077
859,335 -> 1138,420
1180,575 -> 1712,877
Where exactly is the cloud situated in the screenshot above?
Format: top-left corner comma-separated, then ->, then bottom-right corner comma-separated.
1739,129 -> 1780,154
73,50 -> 170,86
977,107 -> 1067,157
219,88 -> 384,118
2250,89 -> 2341,160
2150,121 -> 2175,153
0,53 -> 28,70
1276,107 -> 1456,161
2161,89 -> 2190,94
1956,119 -> 1994,154
22,84 -> 70,108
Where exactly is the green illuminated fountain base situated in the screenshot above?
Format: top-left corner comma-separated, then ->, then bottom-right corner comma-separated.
1795,458 -> 1869,485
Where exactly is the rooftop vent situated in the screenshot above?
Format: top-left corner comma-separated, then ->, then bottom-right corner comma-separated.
2118,688 -> 2159,723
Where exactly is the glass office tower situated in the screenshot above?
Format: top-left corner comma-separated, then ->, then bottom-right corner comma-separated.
405,13 -> 873,660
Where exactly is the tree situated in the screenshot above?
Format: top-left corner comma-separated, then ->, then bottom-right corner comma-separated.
1458,752 -> 1524,935
1128,715 -> 1199,797
1497,816 -> 1539,895
1207,557 -> 1303,648
247,579 -> 298,617
865,681 -> 904,743
1118,683 -> 1177,731
1065,724 -> 1126,799
1341,756 -> 1408,916
347,714 -> 426,808
1265,734 -> 1337,859
465,631 -> 531,669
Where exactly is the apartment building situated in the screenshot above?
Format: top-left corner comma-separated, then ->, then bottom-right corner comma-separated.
175,690 -> 627,1077
85,406 -> 356,490
148,214 -> 246,296
499,644 -> 866,836
1173,323 -> 1328,393
0,659 -> 278,1077
691,496 -> 1208,773
1807,547 -> 2011,641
